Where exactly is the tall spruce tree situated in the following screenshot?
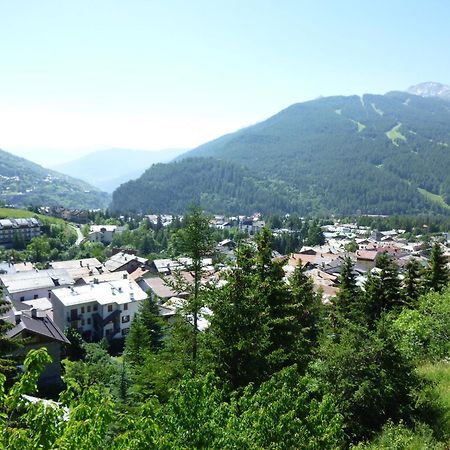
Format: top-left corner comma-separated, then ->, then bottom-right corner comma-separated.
363,253 -> 402,326
334,256 -> 362,323
172,206 -> 214,367
207,244 -> 268,389
286,260 -> 322,370
426,243 -> 450,293
402,258 -> 424,304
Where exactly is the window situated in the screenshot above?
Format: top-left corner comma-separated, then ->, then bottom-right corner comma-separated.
93,304 -> 98,312
34,294 -> 38,299
81,306 -> 85,314
87,318 -> 91,325
87,305 -> 91,313
122,315 -> 130,323
123,303 -> 128,311
20,296 -> 25,301
108,304 -> 113,312
81,319 -> 85,326
121,328 -> 130,336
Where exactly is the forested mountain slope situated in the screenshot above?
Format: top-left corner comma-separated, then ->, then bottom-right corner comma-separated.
110,157 -> 314,214
112,89 -> 450,215
0,149 -> 110,209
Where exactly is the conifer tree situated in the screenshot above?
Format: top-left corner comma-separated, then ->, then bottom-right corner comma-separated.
334,256 -> 362,322
172,206 -> 214,367
363,253 -> 402,326
402,258 -> 424,304
286,260 -> 322,369
426,243 -> 450,293
207,244 -> 268,389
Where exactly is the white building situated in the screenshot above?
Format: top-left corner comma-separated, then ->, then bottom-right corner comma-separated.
88,225 -> 124,245
50,278 -> 147,341
0,218 -> 41,247
0,269 -> 75,302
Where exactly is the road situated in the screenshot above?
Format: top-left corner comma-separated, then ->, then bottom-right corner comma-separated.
70,225 -> 85,246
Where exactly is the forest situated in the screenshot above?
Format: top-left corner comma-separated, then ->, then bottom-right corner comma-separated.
111,91 -> 450,216
1,209 -> 450,448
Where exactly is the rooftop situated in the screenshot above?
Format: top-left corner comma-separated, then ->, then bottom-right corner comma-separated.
0,269 -> 74,294
51,278 -> 147,307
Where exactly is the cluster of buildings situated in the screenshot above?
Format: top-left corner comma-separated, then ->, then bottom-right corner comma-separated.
0,218 -> 41,247
0,249 -> 221,386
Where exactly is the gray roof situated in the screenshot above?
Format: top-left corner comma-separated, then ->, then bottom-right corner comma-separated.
0,269 -> 74,294
0,218 -> 40,229
5,311 -> 69,344
105,252 -> 147,272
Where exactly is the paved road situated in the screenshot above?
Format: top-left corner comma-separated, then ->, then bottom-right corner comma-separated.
70,225 -> 85,246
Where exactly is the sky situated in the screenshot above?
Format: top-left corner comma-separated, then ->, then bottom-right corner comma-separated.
1,0 -> 450,166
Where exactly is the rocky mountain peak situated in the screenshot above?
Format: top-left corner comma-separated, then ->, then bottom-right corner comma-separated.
407,81 -> 450,100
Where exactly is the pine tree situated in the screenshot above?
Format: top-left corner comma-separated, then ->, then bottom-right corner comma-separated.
139,297 -> 164,351
426,243 -> 450,293
171,206 -> 214,367
334,256 -> 362,322
402,258 -> 424,304
363,253 -> 402,326
207,244 -> 268,389
286,260 -> 322,370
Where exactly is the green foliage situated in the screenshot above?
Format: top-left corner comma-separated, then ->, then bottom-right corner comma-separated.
62,343 -> 120,392
426,243 -> 450,293
206,228 -> 322,389
392,288 -> 450,362
0,295 -> 21,380
312,320 -> 430,443
354,421 -> 444,450
363,253 -> 402,325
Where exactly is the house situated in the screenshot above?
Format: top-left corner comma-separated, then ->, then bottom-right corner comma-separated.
239,218 -> 266,235
50,258 -> 104,282
104,252 -> 148,273
50,278 -> 147,341
88,225 -> 124,245
4,307 -> 69,387
0,269 -> 75,302
138,275 -> 188,302
150,257 -> 213,275
0,218 -> 41,247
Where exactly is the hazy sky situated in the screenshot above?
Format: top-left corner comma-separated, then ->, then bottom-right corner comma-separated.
1,0 -> 449,166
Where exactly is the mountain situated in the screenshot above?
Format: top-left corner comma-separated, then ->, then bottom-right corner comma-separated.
0,149 -> 110,209
53,148 -> 186,192
110,157 -> 312,215
407,82 -> 450,101
111,87 -> 450,216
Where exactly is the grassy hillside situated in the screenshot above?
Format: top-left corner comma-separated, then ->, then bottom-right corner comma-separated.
0,149 -> 110,209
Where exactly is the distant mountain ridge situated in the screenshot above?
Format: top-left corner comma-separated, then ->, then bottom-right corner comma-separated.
54,148 -> 186,192
0,149 -> 109,209
111,84 -> 450,216
407,82 -> 450,101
